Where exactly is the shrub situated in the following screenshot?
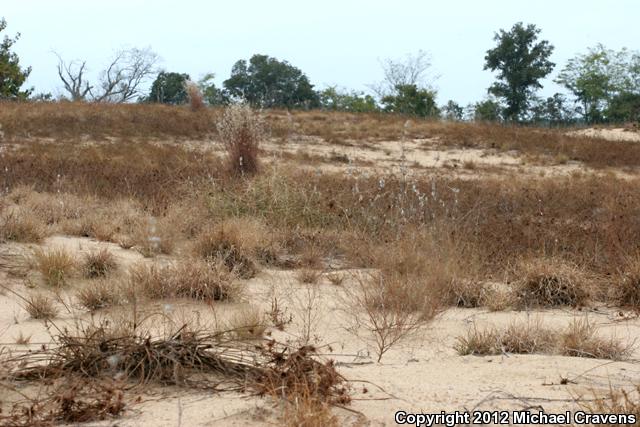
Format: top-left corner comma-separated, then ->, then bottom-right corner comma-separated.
33,247 -> 76,287
515,258 -> 588,308
559,318 -> 630,360
216,104 -> 264,177
613,256 -> 640,309
185,80 -> 205,111
227,305 -> 267,340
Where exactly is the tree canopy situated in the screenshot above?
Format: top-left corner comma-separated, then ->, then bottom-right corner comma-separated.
146,72 -> 190,104
223,54 -> 318,109
556,44 -> 640,123
484,22 -> 555,122
381,84 -> 439,118
0,18 -> 32,100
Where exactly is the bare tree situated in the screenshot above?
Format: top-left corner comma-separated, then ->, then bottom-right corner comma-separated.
370,50 -> 437,98
55,47 -> 159,103
55,53 -> 92,101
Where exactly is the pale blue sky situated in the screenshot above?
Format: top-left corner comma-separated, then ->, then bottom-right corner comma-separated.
3,0 -> 639,105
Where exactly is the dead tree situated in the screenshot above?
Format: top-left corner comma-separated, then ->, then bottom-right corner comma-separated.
55,47 -> 159,102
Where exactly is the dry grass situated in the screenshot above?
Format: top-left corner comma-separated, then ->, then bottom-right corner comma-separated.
82,249 -> 117,278
559,318 -> 631,360
297,269 -> 321,284
613,255 -> 640,309
581,385 -> 640,425
76,279 -> 121,312
217,104 -> 264,177
455,318 -> 630,360
193,218 -> 274,278
185,80 -> 205,111
127,259 -> 240,302
227,305 -> 267,340
0,209 -> 47,243
515,258 -> 589,308
33,247 -> 76,287
14,331 -> 31,345
23,293 -> 58,319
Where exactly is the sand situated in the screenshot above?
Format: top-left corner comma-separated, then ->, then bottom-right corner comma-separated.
1,236 -> 639,426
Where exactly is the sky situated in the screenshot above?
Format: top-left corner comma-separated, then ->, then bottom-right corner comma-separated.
2,0 -> 639,105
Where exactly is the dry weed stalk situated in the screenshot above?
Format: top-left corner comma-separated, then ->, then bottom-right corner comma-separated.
216,104 -> 264,177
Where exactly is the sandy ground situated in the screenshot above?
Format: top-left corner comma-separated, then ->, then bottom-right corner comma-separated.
568,127 -> 640,143
1,236 -> 639,426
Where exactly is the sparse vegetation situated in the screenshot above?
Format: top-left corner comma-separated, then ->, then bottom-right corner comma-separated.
216,104 -> 264,177
82,249 -> 117,278
23,293 -> 58,319
33,247 -> 76,287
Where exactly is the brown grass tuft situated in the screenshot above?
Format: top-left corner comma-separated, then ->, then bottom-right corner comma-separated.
23,293 -> 58,319
0,209 -> 47,243
127,259 -> 240,302
33,247 -> 76,287
76,279 -> 121,311
82,249 -> 117,278
515,258 -> 588,308
559,318 -> 631,360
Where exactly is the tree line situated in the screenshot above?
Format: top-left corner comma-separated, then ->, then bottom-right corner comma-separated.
1,18 -> 638,125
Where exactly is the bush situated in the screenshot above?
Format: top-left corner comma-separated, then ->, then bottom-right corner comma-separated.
33,247 -> 76,287
82,249 -> 117,278
217,104 -> 264,177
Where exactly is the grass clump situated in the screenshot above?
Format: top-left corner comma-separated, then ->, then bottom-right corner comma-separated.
559,318 -> 630,360
76,279 -> 121,311
613,256 -> 640,309
227,305 -> 267,340
128,259 -> 239,302
23,293 -> 58,319
297,269 -> 321,284
515,258 -> 588,308
455,318 -> 630,360
82,249 -> 117,278
0,209 -> 47,243
194,218 -> 273,279
33,247 -> 76,287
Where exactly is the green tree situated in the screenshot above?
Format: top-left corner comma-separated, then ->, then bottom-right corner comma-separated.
198,73 -> 228,106
319,86 -> 378,112
442,100 -> 464,121
146,71 -> 190,104
607,92 -> 640,123
381,84 -> 439,118
223,54 -> 318,108
473,98 -> 502,122
530,93 -> 576,126
556,45 -> 640,123
0,18 -> 32,99
484,22 -> 555,122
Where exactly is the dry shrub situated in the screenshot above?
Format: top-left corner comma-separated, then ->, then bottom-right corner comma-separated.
281,393 -> 339,427
613,256 -> 640,309
448,280 -> 485,308
0,208 -> 47,243
559,318 -> 630,360
227,305 -> 267,340
194,218 -> 274,278
454,325 -> 500,356
0,377 -> 126,426
17,190 -> 88,225
185,80 -> 205,111
342,272 -> 442,362
131,215 -> 177,257
297,269 -> 321,284
515,258 -> 588,308
76,279 -> 121,311
23,293 -> 58,319
82,248 -> 117,278
33,247 -> 76,287
128,259 -> 239,302
217,104 -> 264,177
2,318 -> 349,420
